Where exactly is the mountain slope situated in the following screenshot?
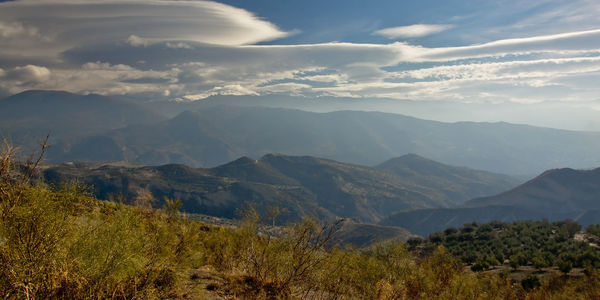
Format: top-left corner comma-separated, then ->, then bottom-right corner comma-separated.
375,154 -> 518,205
466,167 -> 600,212
382,167 -> 600,236
40,154 -> 517,223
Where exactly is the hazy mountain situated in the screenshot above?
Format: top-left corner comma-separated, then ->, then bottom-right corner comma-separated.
0,90 -> 164,159
382,167 -> 600,236
375,154 -> 518,205
0,90 -> 162,137
39,153 -> 516,224
5,91 -> 600,175
141,94 -> 600,132
87,105 -> 600,175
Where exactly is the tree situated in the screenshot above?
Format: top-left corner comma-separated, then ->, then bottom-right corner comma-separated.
531,255 -> 547,270
471,257 -> 490,272
406,237 -> 423,247
586,224 -> 600,237
510,252 -> 527,270
558,259 -> 573,274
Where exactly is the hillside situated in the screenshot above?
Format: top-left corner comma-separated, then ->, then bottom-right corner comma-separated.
422,220 -> 599,273
329,220 -> 416,248
5,159 -> 598,299
40,153 -> 516,223
466,167 -> 600,211
376,154 -> 518,205
382,167 -> 600,236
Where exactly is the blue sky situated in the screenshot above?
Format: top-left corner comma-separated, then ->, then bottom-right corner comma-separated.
1,0 -> 600,130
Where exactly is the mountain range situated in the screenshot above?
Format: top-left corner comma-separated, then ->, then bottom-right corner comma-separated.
3,90 -> 600,175
40,153 -> 518,224
4,90 -> 600,239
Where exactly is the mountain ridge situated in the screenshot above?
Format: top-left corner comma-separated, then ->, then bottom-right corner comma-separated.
40,153 -> 519,225
4,90 -> 600,175
382,166 -> 600,236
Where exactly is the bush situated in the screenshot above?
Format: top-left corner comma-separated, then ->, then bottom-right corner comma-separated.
521,274 -> 541,291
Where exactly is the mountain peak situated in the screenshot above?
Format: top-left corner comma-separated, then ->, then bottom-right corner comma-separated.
221,156 -> 257,166
386,153 -> 430,164
467,166 -> 600,211
376,153 -> 449,171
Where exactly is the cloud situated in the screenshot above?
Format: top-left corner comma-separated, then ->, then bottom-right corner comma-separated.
418,29 -> 600,61
2,0 -> 600,129
0,21 -> 39,39
0,0 -> 290,61
126,35 -> 149,47
0,61 -> 177,95
4,65 -> 51,83
374,24 -> 453,39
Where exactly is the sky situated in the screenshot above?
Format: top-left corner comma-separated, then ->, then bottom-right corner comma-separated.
1,0 -> 600,130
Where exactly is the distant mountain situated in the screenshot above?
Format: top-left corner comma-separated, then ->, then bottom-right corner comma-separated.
5,91 -> 600,175
0,90 -> 162,137
0,90 -> 164,159
381,167 -> 600,236
141,94 -> 600,132
39,153 -> 516,224
375,154 -> 518,206
57,105 -> 600,175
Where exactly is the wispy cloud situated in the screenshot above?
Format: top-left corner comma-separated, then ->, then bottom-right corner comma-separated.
374,24 -> 453,39
418,29 -> 600,61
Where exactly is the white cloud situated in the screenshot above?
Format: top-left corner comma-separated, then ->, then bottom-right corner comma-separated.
0,21 -> 40,39
393,56 -> 600,82
0,61 -> 178,95
6,65 -> 51,83
165,42 -> 193,49
126,35 -> 149,47
374,24 -> 453,39
0,0 -> 290,60
417,29 -> 600,62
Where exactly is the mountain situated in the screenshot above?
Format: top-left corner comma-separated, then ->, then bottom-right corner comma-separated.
0,90 -> 164,159
59,105 -> 600,175
381,167 -> 600,236
39,153 -> 516,224
375,154 -> 518,206
5,91 -> 600,175
466,167 -> 600,212
141,94 -> 600,132
0,90 -> 162,137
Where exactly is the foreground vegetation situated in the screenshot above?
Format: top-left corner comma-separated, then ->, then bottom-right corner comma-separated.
2,146 -> 600,299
